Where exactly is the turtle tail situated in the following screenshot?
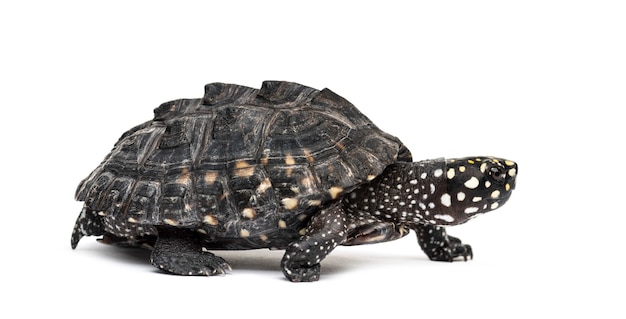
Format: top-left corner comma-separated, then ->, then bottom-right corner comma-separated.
71,206 -> 105,249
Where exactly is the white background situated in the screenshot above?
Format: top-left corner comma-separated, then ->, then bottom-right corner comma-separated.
1,1 -> 625,318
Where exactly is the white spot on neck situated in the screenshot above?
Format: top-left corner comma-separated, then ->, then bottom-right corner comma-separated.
434,214 -> 455,222
434,169 -> 443,177
440,193 -> 451,207
457,192 -> 466,201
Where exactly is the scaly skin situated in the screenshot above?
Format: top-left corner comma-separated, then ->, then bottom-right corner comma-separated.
343,157 -> 517,261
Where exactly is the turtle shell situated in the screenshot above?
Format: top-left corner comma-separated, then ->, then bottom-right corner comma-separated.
75,81 -> 410,246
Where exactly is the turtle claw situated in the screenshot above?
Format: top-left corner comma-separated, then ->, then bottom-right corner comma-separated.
451,243 -> 473,262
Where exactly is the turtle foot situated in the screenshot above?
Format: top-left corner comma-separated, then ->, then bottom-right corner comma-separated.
281,242 -> 322,282
71,207 -> 105,249
150,227 -> 231,276
415,224 -> 474,262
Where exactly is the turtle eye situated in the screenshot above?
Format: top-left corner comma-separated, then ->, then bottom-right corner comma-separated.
489,166 -> 506,183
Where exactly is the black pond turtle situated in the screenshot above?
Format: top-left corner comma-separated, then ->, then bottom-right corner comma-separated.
71,81 -> 518,282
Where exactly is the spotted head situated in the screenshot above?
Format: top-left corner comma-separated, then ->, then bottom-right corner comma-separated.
440,156 -> 517,225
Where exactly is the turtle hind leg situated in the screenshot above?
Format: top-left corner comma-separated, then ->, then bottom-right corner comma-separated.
414,224 -> 473,262
71,207 -> 105,249
281,202 -> 347,282
150,227 -> 231,276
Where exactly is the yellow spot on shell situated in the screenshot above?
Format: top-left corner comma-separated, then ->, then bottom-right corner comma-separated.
285,154 -> 296,165
282,198 -> 299,210
300,177 -> 315,190
240,229 -> 250,237
308,199 -> 322,206
128,217 -> 138,223
205,171 -> 218,185
257,178 -> 272,194
299,228 -> 307,235
459,166 -> 466,173
329,186 -> 343,200
177,173 -> 191,185
505,160 -> 515,166
303,148 -> 315,163
234,161 -> 255,177
260,234 -> 269,241
278,219 -> 287,228
480,163 -> 488,173
505,183 -> 511,191
491,190 -> 501,198
203,215 -> 219,225
367,174 -> 376,181
164,219 -> 178,226
468,159 -> 475,164
242,208 -> 256,219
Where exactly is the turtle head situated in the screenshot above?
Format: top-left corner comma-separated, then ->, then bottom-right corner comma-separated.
439,157 -> 517,225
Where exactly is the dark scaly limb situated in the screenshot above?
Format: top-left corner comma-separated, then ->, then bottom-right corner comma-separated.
281,202 -> 347,282
414,224 -> 473,262
150,227 -> 231,276
71,207 -> 105,249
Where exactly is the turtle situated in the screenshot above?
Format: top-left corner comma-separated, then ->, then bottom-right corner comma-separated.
71,81 -> 518,282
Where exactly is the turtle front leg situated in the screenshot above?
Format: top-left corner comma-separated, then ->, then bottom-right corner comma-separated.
281,202 -> 347,282
414,224 -> 473,262
151,227 -> 231,276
